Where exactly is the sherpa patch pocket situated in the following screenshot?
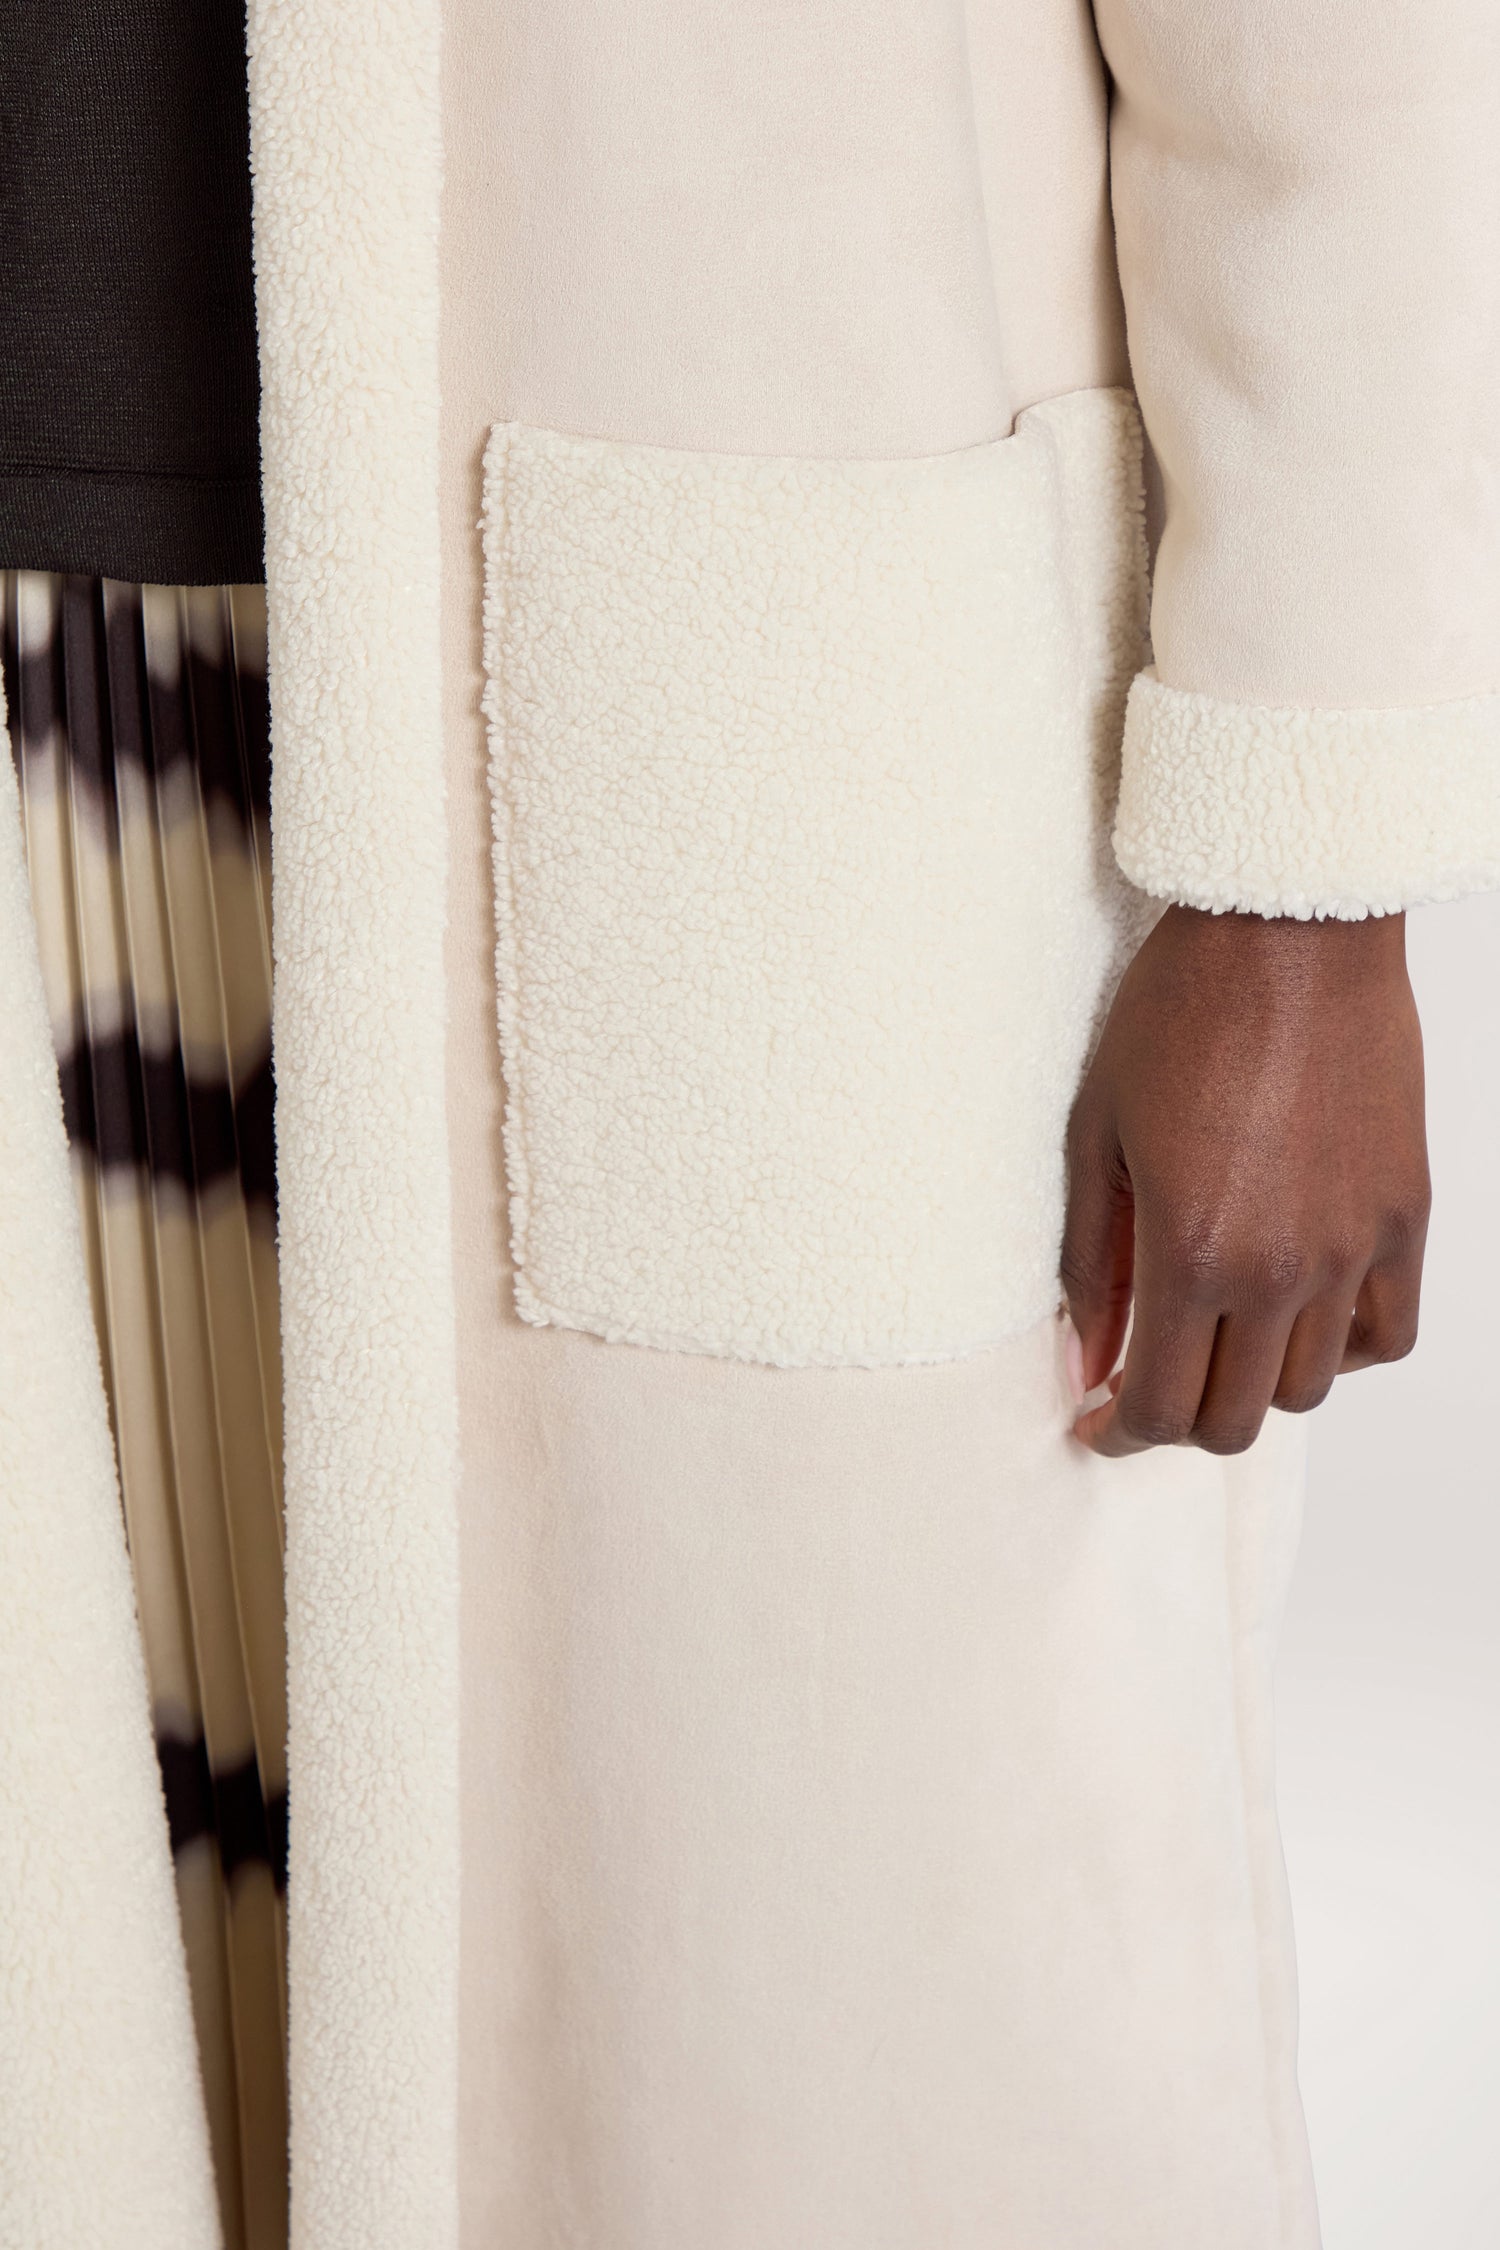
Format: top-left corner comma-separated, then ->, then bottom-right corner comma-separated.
481,389 -> 1151,1368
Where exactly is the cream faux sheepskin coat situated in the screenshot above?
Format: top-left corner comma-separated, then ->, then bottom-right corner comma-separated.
3,3 -> 1499,2248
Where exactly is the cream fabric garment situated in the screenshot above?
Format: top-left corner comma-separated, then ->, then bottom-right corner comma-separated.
447,0 -> 1126,458
1097,0 -> 1500,708
456,1314 -> 1315,2250
442,2 -> 1317,2243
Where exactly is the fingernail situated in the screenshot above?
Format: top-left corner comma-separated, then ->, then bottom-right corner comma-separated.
1065,1325 -> 1087,1407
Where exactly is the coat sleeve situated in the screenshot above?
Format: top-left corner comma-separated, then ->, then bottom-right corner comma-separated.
1093,0 -> 1500,918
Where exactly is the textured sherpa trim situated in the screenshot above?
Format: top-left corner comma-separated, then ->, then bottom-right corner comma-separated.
1116,668 -> 1500,920
246,5 -> 460,2250
483,388 -> 1154,1368
0,711 -> 220,2248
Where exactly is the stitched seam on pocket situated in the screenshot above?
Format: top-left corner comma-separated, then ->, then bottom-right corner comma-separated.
480,424 -> 541,1321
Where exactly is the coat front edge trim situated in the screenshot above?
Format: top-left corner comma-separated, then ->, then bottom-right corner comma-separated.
246,3 -> 462,2247
0,700 -> 220,2250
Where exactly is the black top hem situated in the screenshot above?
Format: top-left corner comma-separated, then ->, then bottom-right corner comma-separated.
1,5 -> 263,588
0,467 -> 264,588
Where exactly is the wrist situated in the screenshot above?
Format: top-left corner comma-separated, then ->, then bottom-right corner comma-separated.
1158,901 -> 1408,985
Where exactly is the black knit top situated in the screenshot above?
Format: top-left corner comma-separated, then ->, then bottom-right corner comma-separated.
0,4 -> 263,585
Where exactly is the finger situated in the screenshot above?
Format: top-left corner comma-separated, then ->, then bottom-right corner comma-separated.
1342,1256 -> 1422,1374
1061,1110 -> 1135,1392
1274,1288 -> 1357,1416
1073,1256 -> 1219,1457
1193,1308 -> 1300,1454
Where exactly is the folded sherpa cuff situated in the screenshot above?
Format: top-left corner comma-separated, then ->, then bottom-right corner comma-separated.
1114,667 -> 1500,921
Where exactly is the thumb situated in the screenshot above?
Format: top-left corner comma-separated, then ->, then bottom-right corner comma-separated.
1060,1103 -> 1135,1393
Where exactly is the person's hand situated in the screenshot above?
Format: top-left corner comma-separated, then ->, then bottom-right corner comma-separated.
1061,904 -> 1429,1457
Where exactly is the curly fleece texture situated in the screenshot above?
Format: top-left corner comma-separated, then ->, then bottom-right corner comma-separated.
483,388 -> 1155,1368
0,710 -> 220,2249
247,2 -> 460,2247
1116,669 -> 1500,921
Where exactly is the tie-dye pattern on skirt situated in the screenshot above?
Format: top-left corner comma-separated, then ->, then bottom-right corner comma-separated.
1,570 -> 287,2250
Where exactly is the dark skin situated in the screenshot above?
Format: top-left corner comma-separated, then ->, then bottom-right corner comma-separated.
1062,905 -> 1430,1456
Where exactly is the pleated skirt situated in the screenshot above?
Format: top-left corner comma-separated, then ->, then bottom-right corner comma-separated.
1,571 -> 288,2250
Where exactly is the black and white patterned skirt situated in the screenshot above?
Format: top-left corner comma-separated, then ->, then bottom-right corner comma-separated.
1,571 -> 287,2250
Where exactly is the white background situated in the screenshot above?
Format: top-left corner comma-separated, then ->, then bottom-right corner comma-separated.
1279,891 -> 1500,2247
